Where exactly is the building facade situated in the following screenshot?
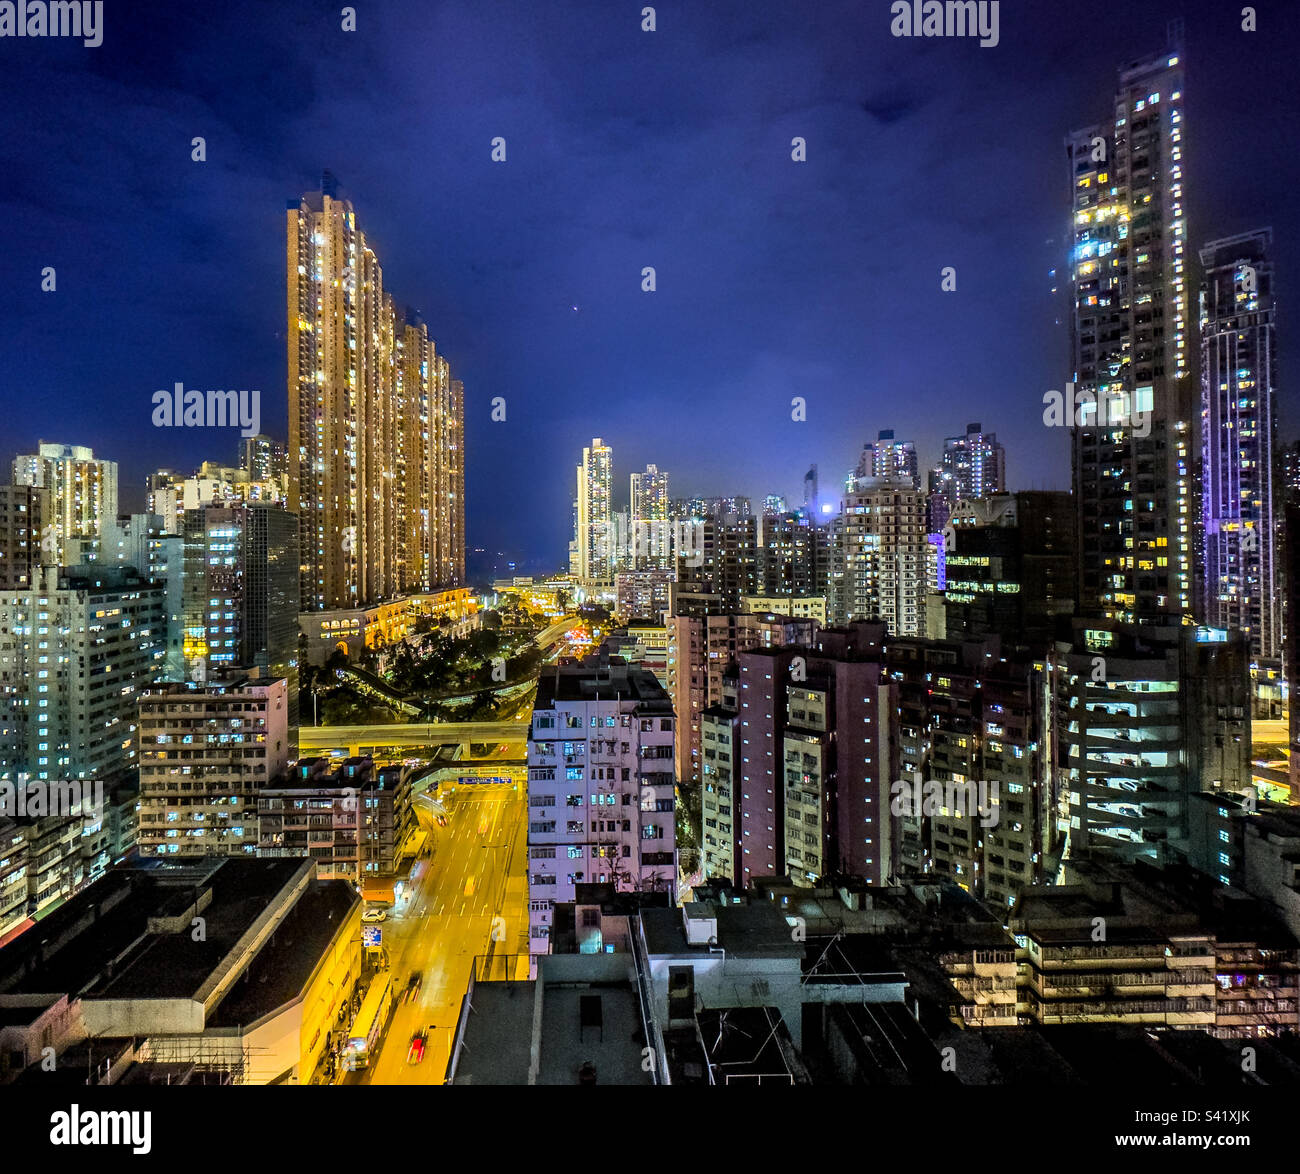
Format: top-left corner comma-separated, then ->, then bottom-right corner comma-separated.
182,502 -> 300,726
0,566 -> 165,782
831,477 -> 926,634
526,659 -> 677,956
0,484 -> 48,591
1067,49 -> 1195,623
1199,229 -> 1279,661
575,438 -> 614,585
137,676 -> 292,858
288,178 -> 465,611
11,443 -> 117,565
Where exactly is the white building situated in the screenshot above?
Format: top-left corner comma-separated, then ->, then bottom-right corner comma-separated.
527,658 -> 677,957
11,443 -> 119,565
0,566 -> 165,782
575,439 -> 613,586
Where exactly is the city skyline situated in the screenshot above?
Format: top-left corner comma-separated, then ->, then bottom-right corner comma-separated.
3,0 -> 1300,1114
3,1 -> 1297,572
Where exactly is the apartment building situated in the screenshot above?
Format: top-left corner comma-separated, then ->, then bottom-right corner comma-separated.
735,622 -> 898,886
526,657 -> 677,957
0,566 -> 165,782
258,756 -> 407,889
137,676 -> 292,859
668,611 -> 816,787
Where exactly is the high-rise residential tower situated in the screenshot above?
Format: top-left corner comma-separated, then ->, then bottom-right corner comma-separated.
11,443 -> 118,565
629,463 -> 672,571
575,438 -> 613,585
927,423 -> 1005,510
287,177 -> 464,611
1066,49 -> 1194,623
0,566 -> 165,782
238,434 -> 287,484
0,484 -> 49,590
525,658 -> 677,956
1199,229 -> 1279,661
630,464 -> 669,522
182,502 -> 300,729
853,430 -> 919,489
830,476 -> 926,635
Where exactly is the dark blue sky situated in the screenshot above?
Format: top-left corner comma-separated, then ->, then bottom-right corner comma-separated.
2,0 -> 1297,575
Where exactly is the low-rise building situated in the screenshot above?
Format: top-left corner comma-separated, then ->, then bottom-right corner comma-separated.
258,756 -> 409,890
0,858 -> 361,1085
1012,859 -> 1299,1038
301,588 -> 478,666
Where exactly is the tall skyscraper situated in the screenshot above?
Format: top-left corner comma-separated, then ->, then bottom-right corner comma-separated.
287,178 -> 465,611
756,510 -> 830,599
1067,48 -> 1194,622
629,463 -> 672,571
1199,229 -> 1279,661
238,434 -> 287,484
630,464 -> 669,522
11,443 -> 118,564
0,566 -> 165,782
442,378 -> 466,591
182,502 -> 300,728
830,476 -> 926,635
575,438 -> 613,584
0,484 -> 49,590
803,465 -> 819,514
671,513 -> 760,614
929,423 -> 1005,504
854,430 -> 919,489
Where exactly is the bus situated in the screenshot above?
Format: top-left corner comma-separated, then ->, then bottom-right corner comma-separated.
343,975 -> 393,1071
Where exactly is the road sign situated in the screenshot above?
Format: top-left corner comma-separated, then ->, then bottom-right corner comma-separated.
363,926 -> 381,948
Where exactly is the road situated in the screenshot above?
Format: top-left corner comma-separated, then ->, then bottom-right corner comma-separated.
1253,718 -> 1290,749
354,781 -> 528,1085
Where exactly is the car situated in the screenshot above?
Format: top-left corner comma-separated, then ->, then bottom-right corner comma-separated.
477,816 -> 489,835
404,972 -> 423,1003
362,908 -> 387,923
407,1030 -> 427,1065
463,876 -> 476,897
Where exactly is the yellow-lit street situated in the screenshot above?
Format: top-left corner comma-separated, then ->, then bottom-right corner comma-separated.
351,781 -> 528,1085
1253,718 -> 1290,750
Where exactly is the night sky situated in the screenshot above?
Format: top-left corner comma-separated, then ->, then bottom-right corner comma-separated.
2,0 -> 1297,576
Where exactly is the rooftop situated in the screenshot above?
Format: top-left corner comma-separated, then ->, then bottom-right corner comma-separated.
0,859 -> 310,1003
640,902 -> 805,960
206,880 -> 357,1028
534,656 -> 672,712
